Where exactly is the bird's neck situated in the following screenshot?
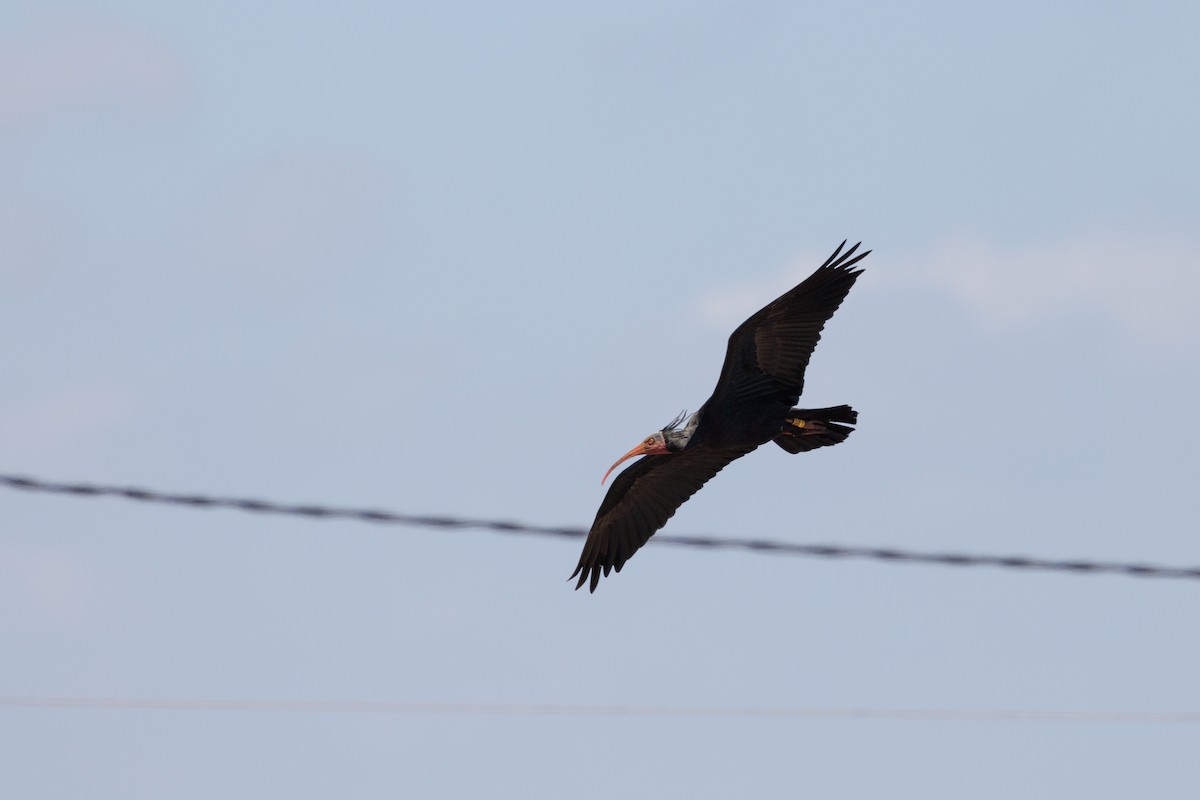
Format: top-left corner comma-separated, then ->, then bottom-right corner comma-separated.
664,410 -> 701,451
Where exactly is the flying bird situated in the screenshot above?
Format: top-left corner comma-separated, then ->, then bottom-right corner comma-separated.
571,240 -> 868,592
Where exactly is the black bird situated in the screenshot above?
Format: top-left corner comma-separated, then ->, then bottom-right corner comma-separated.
571,241 -> 868,592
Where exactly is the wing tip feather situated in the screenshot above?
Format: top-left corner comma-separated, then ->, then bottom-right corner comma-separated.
819,239 -> 849,269
822,241 -> 870,273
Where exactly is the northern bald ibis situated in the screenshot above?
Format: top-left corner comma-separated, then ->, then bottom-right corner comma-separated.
571,241 -> 868,591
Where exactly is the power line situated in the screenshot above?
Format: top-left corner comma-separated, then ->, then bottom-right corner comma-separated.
3,473 -> 1199,582
1,695 -> 1197,723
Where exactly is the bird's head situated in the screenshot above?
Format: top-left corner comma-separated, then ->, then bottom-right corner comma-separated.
601,410 -> 696,485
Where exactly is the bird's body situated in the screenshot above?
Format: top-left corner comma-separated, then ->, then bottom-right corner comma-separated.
572,241 -> 868,592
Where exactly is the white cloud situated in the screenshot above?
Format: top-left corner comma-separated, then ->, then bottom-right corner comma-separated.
693,274 -> 776,330
0,382 -> 141,467
908,233 -> 1200,342
694,234 -> 1200,352
0,21 -> 185,129
692,242 -> 874,330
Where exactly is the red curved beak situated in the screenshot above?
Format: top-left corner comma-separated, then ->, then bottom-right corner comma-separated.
602,440 -> 667,485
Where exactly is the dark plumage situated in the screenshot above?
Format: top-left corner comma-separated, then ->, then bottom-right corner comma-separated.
571,241 -> 868,592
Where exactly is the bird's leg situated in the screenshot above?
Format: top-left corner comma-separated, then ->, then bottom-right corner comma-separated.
781,417 -> 828,437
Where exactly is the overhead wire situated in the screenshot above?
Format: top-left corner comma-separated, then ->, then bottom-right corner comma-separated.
3,474 -> 1196,724
1,695 -> 1197,723
2,473 -> 1198,582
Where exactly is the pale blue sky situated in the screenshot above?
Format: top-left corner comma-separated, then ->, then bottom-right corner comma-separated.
2,2 -> 1198,798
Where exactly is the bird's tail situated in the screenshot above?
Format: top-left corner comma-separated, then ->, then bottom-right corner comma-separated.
773,404 -> 857,454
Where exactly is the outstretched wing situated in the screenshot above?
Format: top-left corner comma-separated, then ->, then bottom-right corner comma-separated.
571,446 -> 755,592
711,241 -> 868,407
